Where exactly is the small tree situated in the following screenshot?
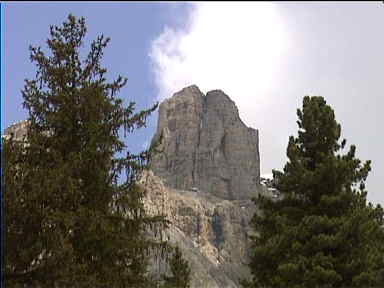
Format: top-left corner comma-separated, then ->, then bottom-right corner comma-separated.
162,246 -> 191,288
245,96 -> 384,287
4,14 -> 189,287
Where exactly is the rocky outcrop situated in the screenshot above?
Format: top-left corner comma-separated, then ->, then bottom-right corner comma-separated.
139,170 -> 257,288
150,85 -> 261,200
144,85 -> 264,286
3,120 -> 29,141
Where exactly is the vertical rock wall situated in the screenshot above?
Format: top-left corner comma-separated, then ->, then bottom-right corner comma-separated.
150,85 -> 261,200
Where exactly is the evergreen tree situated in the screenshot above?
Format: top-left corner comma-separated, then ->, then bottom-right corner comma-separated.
3,14 -> 185,287
245,96 -> 384,288
162,246 -> 191,288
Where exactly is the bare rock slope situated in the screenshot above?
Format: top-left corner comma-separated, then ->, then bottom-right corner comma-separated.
143,85 -> 264,287
139,170 -> 256,288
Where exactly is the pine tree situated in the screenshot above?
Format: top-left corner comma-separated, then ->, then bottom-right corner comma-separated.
3,14 -> 182,287
245,96 -> 384,288
162,246 -> 191,288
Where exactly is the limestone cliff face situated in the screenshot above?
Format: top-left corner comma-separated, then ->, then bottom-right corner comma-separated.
144,85 -> 264,287
3,120 -> 29,141
150,85 -> 260,200
139,170 -> 257,288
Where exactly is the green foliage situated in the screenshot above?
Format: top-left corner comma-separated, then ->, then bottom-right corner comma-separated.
245,96 -> 384,288
162,246 -> 191,288
4,14 -> 190,287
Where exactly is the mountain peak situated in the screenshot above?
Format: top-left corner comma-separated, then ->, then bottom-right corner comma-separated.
150,86 -> 261,200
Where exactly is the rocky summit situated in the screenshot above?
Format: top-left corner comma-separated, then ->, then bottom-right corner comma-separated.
150,85 -> 261,200
143,85 -> 266,287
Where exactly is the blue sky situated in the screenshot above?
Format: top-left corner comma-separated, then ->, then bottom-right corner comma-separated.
3,2 -> 191,154
3,2 -> 384,205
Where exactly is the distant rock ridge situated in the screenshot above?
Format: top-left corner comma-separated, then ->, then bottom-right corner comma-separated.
150,85 -> 261,200
3,120 -> 29,141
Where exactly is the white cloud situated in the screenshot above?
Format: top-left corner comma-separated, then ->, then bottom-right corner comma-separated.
149,2 -> 292,175
149,3 -> 291,103
149,3 -> 384,205
261,173 -> 273,180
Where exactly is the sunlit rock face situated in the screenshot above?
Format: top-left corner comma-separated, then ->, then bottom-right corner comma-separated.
3,120 -> 29,141
139,170 -> 257,288
150,85 -> 261,200
144,85 -> 265,287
